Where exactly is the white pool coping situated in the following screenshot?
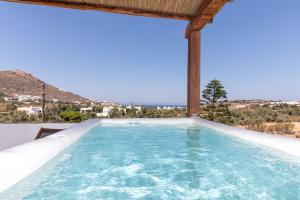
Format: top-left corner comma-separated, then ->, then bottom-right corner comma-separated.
0,118 -> 300,194
0,119 -> 100,193
193,117 -> 300,158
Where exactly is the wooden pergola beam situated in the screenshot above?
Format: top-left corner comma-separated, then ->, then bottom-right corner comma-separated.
185,0 -> 229,38
2,0 -> 192,21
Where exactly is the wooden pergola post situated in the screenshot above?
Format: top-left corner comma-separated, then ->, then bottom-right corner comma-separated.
187,30 -> 200,117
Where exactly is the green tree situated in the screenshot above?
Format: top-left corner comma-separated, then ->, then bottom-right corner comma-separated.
81,112 -> 97,121
60,111 -> 82,122
6,103 -> 17,111
202,79 -> 227,120
45,106 -> 64,122
11,111 -> 29,123
110,108 -> 125,118
214,103 -> 235,125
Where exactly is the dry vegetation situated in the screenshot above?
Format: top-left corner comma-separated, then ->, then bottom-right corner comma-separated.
245,122 -> 296,136
201,103 -> 300,138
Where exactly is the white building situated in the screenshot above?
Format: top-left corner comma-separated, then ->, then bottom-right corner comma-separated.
16,95 -> 40,102
157,106 -> 182,110
5,94 -> 42,102
176,106 -> 184,110
126,105 -> 133,109
31,96 -> 42,101
134,106 -> 142,112
3,97 -> 14,102
100,101 -> 113,106
96,106 -> 114,118
17,106 -> 42,115
126,105 -> 142,112
80,107 -> 93,113
163,106 -> 175,110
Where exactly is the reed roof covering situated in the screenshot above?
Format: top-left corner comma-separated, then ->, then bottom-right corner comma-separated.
2,0 -> 228,21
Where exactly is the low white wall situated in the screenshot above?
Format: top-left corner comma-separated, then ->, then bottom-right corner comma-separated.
0,119 -> 100,193
193,117 -> 300,158
0,123 -> 75,151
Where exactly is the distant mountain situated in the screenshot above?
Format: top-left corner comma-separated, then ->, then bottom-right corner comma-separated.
0,69 -> 88,103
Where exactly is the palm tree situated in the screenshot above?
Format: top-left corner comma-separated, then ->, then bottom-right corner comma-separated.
202,79 -> 227,120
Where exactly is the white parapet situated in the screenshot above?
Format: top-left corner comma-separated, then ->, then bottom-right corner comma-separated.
0,123 -> 75,151
0,119 -> 100,193
193,117 -> 300,158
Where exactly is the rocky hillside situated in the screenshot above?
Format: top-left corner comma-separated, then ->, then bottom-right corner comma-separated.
0,70 -> 88,102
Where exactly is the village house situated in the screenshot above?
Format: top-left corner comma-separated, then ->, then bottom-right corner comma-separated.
80,107 -> 93,113
96,106 -> 114,118
17,106 -> 42,115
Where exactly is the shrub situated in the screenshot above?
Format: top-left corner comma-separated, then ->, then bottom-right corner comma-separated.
266,123 -> 295,135
81,112 -> 97,120
246,121 -> 267,132
60,111 -> 82,122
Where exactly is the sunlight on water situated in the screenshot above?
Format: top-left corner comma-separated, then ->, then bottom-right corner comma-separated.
1,124 -> 300,199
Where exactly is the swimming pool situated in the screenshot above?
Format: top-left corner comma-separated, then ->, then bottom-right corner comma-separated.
1,120 -> 300,199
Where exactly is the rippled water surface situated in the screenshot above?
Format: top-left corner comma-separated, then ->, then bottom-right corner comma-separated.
2,124 -> 300,199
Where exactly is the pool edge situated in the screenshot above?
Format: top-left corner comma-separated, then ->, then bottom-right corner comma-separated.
193,117 -> 300,158
0,119 -> 100,193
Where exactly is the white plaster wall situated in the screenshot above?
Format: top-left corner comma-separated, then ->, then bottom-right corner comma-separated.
0,119 -> 100,193
0,123 -> 75,151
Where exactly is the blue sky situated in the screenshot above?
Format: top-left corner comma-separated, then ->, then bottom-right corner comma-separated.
0,0 -> 300,105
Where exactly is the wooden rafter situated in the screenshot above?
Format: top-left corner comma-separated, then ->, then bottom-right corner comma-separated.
1,0 -> 192,20
185,0 -> 230,38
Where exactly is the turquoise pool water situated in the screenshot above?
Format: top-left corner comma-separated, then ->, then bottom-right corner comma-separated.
1,124 -> 300,199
